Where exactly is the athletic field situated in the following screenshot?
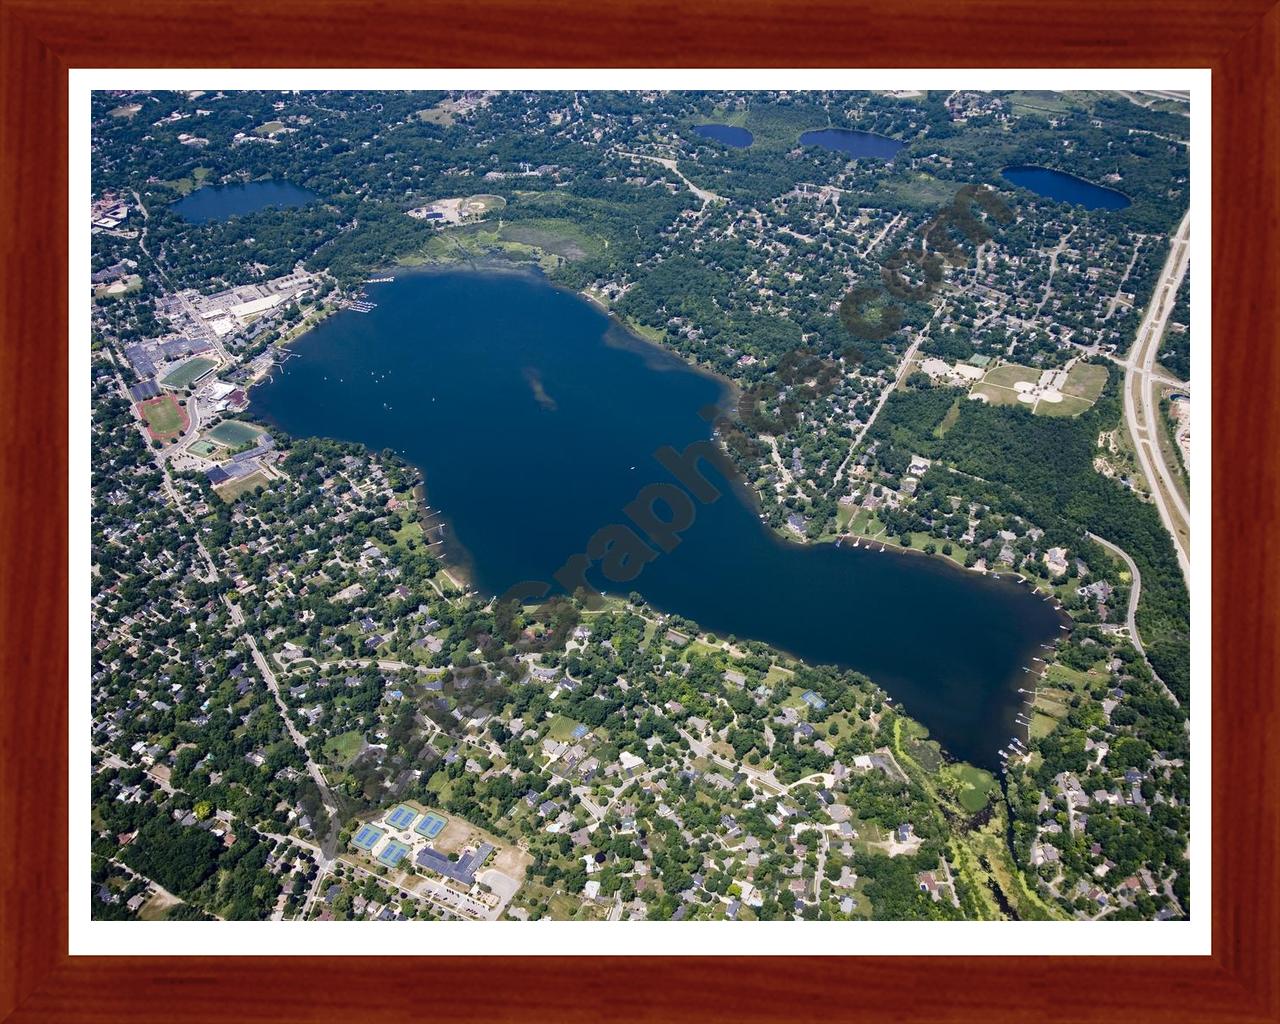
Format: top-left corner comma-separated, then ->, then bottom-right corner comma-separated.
205,420 -> 265,447
161,356 -> 217,389
138,394 -> 188,440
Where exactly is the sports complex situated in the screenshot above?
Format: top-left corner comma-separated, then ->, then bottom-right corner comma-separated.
348,803 -> 497,884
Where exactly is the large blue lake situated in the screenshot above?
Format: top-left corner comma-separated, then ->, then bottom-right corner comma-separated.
171,180 -> 319,224
799,128 -> 906,160
694,124 -> 754,148
1001,166 -> 1131,211
251,269 -> 1064,769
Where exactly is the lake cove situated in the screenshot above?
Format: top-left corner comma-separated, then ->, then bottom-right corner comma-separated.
252,269 -> 1065,770
1000,166 -> 1131,211
171,180 -> 319,224
693,124 -> 754,148
799,128 -> 906,160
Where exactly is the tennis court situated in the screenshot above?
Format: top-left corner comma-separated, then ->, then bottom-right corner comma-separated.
189,439 -> 220,457
386,804 -> 418,830
415,812 -> 447,839
377,840 -> 410,868
351,824 -> 385,851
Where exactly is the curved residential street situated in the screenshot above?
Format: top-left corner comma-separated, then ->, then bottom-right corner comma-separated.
1120,211 -> 1191,583
1085,531 -> 1179,708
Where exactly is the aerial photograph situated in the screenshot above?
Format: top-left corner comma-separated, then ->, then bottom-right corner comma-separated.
88,87 -> 1192,924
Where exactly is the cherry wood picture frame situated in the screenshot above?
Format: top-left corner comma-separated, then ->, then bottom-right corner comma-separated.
2,1 -> 1276,1020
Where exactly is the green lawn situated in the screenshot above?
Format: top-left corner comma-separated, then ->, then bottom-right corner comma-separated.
324,730 -> 365,765
205,419 -> 266,447
214,470 -> 270,502
254,120 -> 286,136
161,357 -> 217,390
546,714 -> 582,743
139,394 -> 187,438
970,382 -> 1025,408
1062,362 -> 1108,401
982,363 -> 1041,389
1035,394 -> 1093,417
951,764 -> 997,812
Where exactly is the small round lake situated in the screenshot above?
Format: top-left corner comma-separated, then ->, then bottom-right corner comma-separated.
693,124 -> 754,148
799,128 -> 905,160
1001,166 -> 1130,211
171,180 -> 319,224
251,269 -> 1066,771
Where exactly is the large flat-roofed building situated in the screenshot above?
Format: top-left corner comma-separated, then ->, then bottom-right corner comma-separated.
414,843 -> 494,885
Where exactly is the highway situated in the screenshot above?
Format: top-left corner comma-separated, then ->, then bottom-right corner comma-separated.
1118,211 -> 1191,583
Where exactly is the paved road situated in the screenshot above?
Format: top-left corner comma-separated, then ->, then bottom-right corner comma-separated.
621,152 -> 725,205
834,335 -> 924,488
1085,531 -> 1181,708
1120,211 -> 1191,582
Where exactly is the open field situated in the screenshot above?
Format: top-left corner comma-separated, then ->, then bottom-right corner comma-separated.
254,120 -> 285,136
94,274 -> 143,300
214,470 -> 270,502
1062,361 -> 1108,401
156,165 -> 212,197
160,356 -> 217,389
971,361 -> 1103,418
204,419 -> 265,447
970,382 -> 1024,407
951,764 -> 997,813
137,889 -> 183,920
463,193 -> 506,214
983,363 -> 1041,389
499,219 -> 600,260
323,730 -> 365,765
546,713 -> 583,743
214,469 -> 270,500
1035,394 -> 1093,417
138,394 -> 188,439
109,103 -> 142,118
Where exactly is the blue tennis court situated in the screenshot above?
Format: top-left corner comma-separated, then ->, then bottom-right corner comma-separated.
386,804 -> 418,830
414,812 -> 447,839
352,824 -> 385,851
377,839 -> 410,868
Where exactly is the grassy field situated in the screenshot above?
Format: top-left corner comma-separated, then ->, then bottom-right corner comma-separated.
205,419 -> 265,447
324,730 -> 365,765
1035,394 -> 1093,417
1062,361 -> 1108,401
156,165 -> 212,197
214,470 -> 270,502
416,101 -> 458,126
254,120 -> 286,136
138,394 -> 187,439
94,274 -> 143,301
161,356 -> 217,389
546,714 -> 583,743
950,764 -> 998,813
464,194 -> 507,214
970,382 -> 1026,408
933,397 -> 962,437
498,219 -> 601,261
983,363 -> 1041,389
109,103 -> 142,118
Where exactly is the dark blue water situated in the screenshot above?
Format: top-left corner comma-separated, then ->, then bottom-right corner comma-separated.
1001,166 -> 1130,211
171,180 -> 319,224
799,128 -> 905,160
251,269 -> 1064,769
694,124 -> 754,148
